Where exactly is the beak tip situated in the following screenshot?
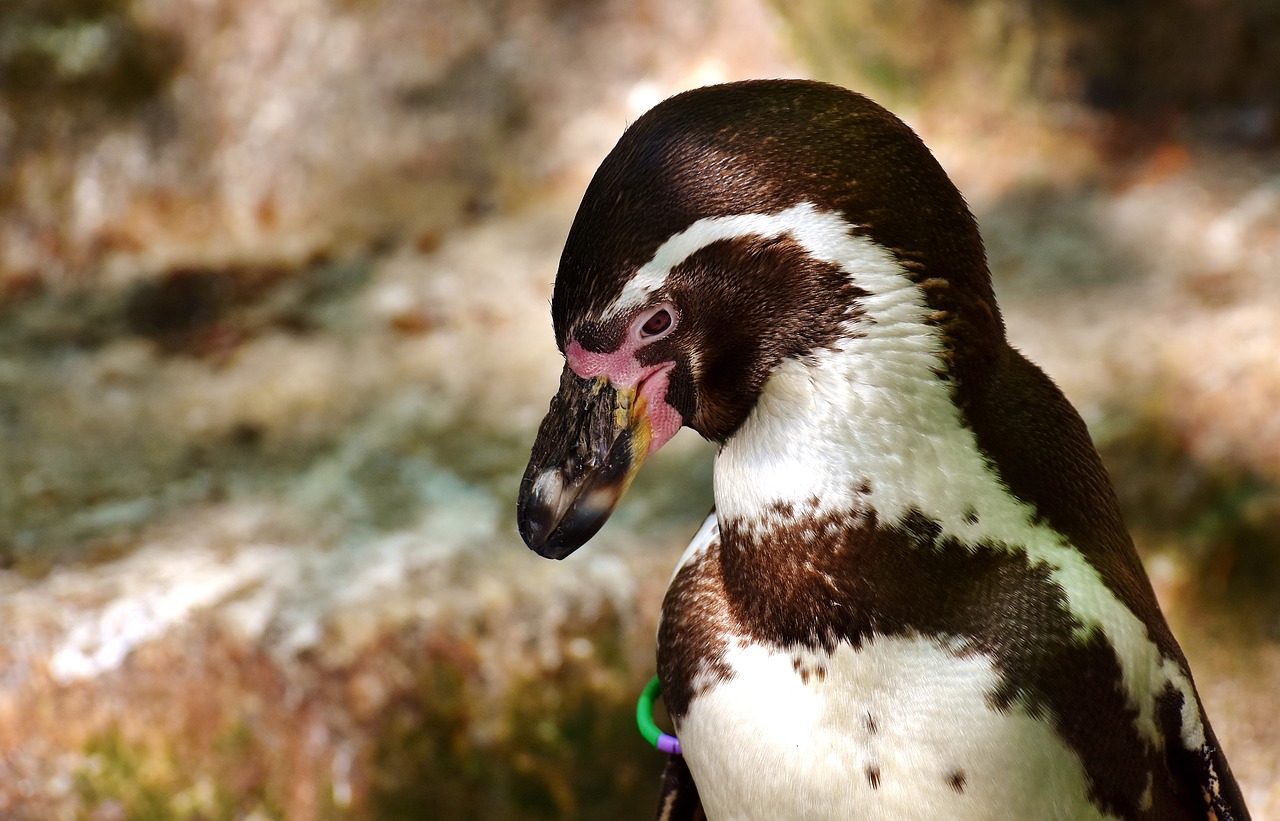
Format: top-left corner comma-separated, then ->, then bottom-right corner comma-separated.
516,494 -> 554,556
518,526 -> 583,561
516,484 -> 620,561
516,494 -> 575,560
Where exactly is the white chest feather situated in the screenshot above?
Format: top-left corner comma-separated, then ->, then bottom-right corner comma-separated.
677,635 -> 1118,821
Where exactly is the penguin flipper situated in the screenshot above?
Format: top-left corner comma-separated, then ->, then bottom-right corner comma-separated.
1195,723 -> 1252,821
1160,699 -> 1251,821
656,754 -> 706,821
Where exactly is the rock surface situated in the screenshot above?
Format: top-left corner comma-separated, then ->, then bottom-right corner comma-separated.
1,1 -> 1278,819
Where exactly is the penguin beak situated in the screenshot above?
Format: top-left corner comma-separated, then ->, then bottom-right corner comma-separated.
517,366 -> 655,559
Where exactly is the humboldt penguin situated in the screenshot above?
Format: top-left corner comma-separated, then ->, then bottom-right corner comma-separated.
517,79 -> 1249,821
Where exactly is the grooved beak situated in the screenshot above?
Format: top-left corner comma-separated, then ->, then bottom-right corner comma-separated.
517,367 -> 654,559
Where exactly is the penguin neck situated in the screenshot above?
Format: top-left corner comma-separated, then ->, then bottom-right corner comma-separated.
712,277 -> 1014,548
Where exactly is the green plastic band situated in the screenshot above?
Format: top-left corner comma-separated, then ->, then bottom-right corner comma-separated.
636,675 -> 682,754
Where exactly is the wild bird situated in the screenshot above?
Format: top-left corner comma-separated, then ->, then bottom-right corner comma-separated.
515,80 -> 1250,821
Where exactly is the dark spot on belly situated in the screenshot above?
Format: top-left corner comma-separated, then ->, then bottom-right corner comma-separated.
963,507 -> 980,525
865,765 -> 881,789
815,665 -> 827,682
948,770 -> 966,794
864,713 -> 878,735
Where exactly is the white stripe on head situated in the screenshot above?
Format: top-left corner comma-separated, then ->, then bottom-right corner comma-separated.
647,202 -> 1205,755
604,202 -> 836,319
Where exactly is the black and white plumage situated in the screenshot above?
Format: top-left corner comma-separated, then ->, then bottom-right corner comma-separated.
516,80 -> 1249,821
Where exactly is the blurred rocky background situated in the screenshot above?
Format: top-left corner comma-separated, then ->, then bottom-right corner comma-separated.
1,0 -> 1278,818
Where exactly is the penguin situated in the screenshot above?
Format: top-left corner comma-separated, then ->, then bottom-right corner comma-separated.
516,80 -> 1250,821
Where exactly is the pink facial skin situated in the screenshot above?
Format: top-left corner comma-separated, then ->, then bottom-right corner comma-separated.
565,338 -> 682,456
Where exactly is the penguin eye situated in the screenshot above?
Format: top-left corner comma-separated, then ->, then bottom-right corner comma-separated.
642,310 -> 672,336
636,304 -> 677,341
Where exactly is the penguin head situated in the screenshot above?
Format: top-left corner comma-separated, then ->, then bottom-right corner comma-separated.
518,79 -> 1004,558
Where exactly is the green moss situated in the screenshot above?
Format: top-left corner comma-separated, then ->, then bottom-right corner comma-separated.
0,0 -> 182,109
501,671 -> 651,819
370,656 -> 497,819
369,610 -> 662,821
74,724 -> 287,821
75,726 -> 172,820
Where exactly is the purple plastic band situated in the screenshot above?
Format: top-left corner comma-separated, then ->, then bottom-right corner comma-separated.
657,733 -> 682,755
